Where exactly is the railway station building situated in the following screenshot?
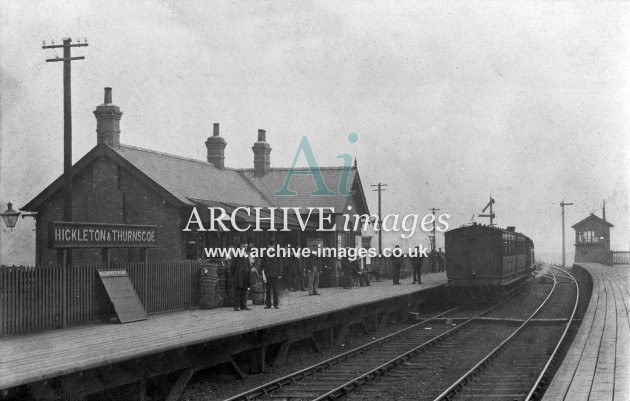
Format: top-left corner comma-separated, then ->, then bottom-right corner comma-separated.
22,88 -> 370,267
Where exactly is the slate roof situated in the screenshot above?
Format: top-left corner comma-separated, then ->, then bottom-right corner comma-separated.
240,167 -> 368,214
571,213 -> 614,229
23,143 -> 369,216
115,145 -> 271,207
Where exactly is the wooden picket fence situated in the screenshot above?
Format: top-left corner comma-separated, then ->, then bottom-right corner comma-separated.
594,250 -> 630,266
612,251 -> 630,265
0,260 -> 205,336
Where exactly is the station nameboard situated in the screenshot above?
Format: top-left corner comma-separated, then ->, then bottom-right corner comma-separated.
49,222 -> 158,248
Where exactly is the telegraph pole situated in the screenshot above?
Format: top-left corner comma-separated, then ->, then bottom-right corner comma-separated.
429,207 -> 440,271
371,182 -> 387,256
43,38 -> 88,265
560,200 -> 573,268
428,207 -> 440,251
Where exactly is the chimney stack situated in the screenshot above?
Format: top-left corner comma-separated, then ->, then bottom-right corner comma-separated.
206,123 -> 226,169
252,129 -> 271,177
603,200 -> 606,221
93,87 -> 123,148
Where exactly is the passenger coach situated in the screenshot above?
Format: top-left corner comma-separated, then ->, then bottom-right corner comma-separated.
445,223 -> 535,288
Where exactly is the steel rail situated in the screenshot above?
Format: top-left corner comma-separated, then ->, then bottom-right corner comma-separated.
524,264 -> 580,401
310,306 -> 499,401
223,307 -> 460,401
224,270 -> 536,401
432,268 -> 559,401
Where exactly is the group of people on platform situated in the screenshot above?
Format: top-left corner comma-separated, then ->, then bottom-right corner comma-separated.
229,239 -> 327,311
339,256 -> 372,289
229,241 -> 445,311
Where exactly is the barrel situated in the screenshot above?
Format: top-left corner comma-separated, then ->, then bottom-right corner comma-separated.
199,262 -> 222,309
199,267 -> 216,309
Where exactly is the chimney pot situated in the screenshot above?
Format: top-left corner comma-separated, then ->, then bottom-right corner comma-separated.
206,122 -> 226,169
104,87 -> 112,104
94,87 -> 122,148
252,129 -> 271,177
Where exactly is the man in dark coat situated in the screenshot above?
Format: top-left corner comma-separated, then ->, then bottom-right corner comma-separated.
294,254 -> 307,291
392,245 -> 402,285
341,256 -> 353,289
261,240 -> 283,309
230,244 -> 251,311
412,245 -> 423,284
307,252 -> 322,295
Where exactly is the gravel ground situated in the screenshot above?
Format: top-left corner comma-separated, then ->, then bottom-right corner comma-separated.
180,320 -> 415,401
343,271 -> 585,401
344,323 -> 516,401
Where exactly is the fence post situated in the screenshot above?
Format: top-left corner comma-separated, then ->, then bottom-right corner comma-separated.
62,250 -> 67,329
142,248 -> 149,308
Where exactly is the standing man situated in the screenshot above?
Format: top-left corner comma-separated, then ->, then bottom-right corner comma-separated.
230,242 -> 251,311
412,245 -> 423,284
307,251 -> 321,295
261,239 -> 283,309
295,254 -> 307,291
392,245 -> 402,285
359,257 -> 371,286
341,256 -> 352,289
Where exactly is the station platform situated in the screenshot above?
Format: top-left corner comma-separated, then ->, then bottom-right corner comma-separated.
0,272 -> 446,394
543,263 -> 629,401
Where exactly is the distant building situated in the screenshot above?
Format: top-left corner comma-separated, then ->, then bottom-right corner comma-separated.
23,88 -> 370,266
572,211 -> 613,263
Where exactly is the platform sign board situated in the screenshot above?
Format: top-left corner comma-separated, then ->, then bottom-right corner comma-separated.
97,269 -> 147,323
49,222 -> 157,248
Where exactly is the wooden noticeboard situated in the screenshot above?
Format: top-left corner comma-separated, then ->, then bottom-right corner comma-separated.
97,269 -> 147,323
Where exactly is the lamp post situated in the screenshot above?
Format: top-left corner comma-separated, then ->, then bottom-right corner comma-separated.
560,200 -> 573,268
0,203 -> 21,230
0,203 -> 38,230
0,203 -> 38,266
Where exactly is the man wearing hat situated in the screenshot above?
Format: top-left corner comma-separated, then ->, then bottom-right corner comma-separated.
412,245 -> 423,284
392,245 -> 402,285
230,242 -> 251,311
261,238 -> 283,309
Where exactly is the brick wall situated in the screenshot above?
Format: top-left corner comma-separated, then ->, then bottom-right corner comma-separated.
37,155 -> 186,265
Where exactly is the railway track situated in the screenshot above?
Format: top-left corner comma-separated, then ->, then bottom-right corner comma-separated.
429,265 -> 580,401
222,272 -> 543,401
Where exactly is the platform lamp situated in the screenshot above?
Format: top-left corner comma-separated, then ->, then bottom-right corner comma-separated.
0,202 -> 37,231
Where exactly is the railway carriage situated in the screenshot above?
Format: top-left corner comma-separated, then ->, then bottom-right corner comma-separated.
445,223 -> 535,290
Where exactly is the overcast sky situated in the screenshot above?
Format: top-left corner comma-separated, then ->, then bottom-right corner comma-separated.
1,1 -> 629,265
